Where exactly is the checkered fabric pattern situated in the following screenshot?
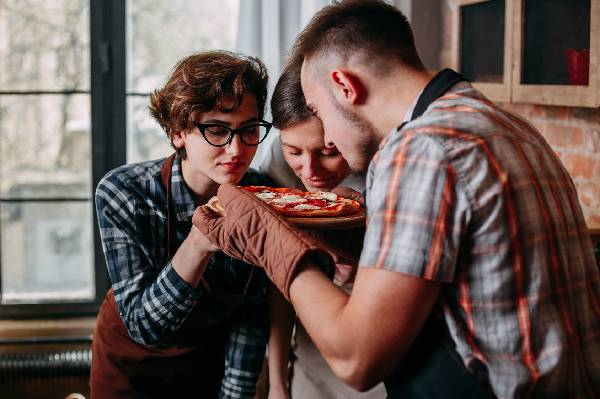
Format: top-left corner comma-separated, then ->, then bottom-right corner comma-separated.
360,82 -> 600,398
95,154 -> 270,398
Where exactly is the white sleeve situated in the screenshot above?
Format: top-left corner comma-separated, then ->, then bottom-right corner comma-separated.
250,131 -> 301,188
340,172 -> 366,193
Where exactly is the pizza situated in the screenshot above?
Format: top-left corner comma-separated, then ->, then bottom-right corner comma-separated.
207,186 -> 362,218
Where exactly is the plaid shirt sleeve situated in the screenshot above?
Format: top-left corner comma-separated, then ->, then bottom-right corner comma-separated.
360,130 -> 470,281
95,169 -> 202,345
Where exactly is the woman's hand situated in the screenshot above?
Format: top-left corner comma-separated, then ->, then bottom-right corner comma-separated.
192,184 -> 336,300
188,224 -> 220,253
170,224 -> 218,288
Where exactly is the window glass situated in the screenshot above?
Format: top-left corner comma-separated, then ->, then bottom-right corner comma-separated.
126,0 -> 239,163
460,0 -> 505,83
1,201 -> 94,304
0,0 -> 90,91
0,0 -> 94,306
522,0 -> 591,85
127,96 -> 172,163
0,94 -> 91,199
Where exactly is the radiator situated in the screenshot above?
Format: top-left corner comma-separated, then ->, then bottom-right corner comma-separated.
0,348 -> 91,380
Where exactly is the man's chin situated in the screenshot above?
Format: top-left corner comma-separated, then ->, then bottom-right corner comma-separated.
347,157 -> 370,175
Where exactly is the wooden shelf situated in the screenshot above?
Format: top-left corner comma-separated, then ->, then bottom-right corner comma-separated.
452,0 -> 600,107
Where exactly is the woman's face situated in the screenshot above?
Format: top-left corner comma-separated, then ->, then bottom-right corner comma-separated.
173,94 -> 259,190
280,117 -> 350,192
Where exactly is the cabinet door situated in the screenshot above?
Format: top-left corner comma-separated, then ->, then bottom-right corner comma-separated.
512,0 -> 600,107
452,0 -> 513,102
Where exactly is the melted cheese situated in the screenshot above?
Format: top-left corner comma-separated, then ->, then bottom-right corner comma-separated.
315,191 -> 337,202
293,203 -> 320,210
255,191 -> 276,200
272,194 -> 307,204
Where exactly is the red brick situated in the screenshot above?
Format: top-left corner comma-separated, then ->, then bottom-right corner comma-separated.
529,104 -> 548,118
561,153 -> 597,179
578,183 -> 600,208
554,106 -> 572,119
541,125 -> 584,148
589,214 -> 600,229
584,128 -> 600,152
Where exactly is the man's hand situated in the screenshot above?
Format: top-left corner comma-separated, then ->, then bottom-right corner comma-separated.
332,186 -> 365,207
192,183 -> 335,300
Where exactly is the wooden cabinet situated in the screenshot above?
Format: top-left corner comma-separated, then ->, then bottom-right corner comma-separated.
451,0 -> 600,107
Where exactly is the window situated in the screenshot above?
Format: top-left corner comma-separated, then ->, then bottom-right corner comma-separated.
0,0 -> 97,315
125,0 -> 239,163
0,0 -> 239,318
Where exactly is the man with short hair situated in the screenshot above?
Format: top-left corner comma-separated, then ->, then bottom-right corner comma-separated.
194,1 -> 600,398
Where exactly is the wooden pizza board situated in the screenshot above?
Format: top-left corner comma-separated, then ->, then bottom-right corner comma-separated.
206,197 -> 366,230
287,208 -> 366,230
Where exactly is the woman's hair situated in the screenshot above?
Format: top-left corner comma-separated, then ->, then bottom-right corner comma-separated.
149,50 -> 268,146
270,59 -> 313,130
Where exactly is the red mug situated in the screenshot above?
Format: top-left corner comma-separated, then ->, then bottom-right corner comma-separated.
566,48 -> 590,85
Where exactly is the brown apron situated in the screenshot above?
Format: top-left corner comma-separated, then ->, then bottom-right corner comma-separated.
91,154 -> 255,398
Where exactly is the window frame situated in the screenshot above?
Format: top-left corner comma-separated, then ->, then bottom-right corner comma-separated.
0,0 -> 125,319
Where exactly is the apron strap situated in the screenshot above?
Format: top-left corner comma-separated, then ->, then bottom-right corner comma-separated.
410,68 -> 467,121
161,153 -> 177,261
394,69 -> 468,147
160,153 -> 255,296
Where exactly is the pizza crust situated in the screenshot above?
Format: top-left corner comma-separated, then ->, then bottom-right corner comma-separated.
206,196 -> 225,216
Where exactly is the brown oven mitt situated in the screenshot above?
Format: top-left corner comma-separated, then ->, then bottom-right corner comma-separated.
192,183 -> 336,301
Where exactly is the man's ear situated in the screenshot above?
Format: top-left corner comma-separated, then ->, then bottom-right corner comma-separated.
330,69 -> 366,106
171,130 -> 186,149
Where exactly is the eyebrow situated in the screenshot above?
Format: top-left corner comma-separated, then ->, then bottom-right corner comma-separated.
201,117 -> 259,126
280,141 -> 299,149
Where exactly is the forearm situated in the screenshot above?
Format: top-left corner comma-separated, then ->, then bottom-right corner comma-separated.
171,230 -> 213,287
105,234 -> 211,345
116,264 -> 202,345
288,261 -> 357,378
288,259 -> 439,391
267,285 -> 295,391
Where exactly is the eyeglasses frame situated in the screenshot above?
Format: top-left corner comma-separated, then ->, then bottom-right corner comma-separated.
195,120 -> 273,147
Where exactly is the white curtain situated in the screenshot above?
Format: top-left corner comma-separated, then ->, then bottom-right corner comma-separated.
236,0 -> 333,100
236,0 -> 332,175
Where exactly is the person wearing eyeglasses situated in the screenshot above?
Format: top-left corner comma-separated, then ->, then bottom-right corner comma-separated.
91,51 -> 274,398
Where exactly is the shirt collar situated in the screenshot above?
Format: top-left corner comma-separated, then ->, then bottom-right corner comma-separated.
403,88 -> 423,122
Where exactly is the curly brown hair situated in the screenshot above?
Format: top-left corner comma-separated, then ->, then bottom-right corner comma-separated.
149,50 -> 269,149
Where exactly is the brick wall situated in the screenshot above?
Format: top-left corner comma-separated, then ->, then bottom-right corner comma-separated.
500,104 -> 600,228
430,1 -> 600,228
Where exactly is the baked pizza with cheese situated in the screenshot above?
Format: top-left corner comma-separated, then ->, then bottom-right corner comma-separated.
207,186 -> 362,217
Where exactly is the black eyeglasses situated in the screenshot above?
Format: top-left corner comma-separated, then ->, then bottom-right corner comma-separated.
195,120 -> 272,147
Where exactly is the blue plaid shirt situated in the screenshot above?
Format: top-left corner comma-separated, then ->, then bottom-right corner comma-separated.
95,154 -> 270,398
